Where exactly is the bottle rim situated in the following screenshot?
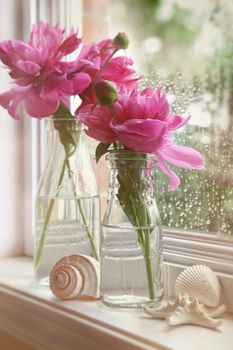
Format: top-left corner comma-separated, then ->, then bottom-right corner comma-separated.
106,150 -> 158,169
106,150 -> 157,161
46,117 -> 84,131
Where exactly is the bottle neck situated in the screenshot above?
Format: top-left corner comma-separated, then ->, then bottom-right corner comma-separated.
46,117 -> 84,158
107,152 -> 157,201
103,151 -> 160,228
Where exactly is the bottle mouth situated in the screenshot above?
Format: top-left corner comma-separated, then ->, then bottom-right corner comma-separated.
51,115 -> 76,121
46,117 -> 84,131
106,150 -> 157,168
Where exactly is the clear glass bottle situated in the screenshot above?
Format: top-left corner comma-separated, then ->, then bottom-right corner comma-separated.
34,115 -> 100,285
101,151 -> 163,308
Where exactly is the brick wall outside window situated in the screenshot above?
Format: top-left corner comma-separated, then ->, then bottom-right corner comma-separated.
83,0 -> 109,43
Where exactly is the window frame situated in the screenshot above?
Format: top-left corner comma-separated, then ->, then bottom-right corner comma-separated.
23,0 -> 84,256
164,230 -> 233,273
0,0 -> 226,283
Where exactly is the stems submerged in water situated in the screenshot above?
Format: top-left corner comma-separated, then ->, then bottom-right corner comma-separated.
34,116 -> 99,273
116,154 -> 156,300
65,157 -> 99,261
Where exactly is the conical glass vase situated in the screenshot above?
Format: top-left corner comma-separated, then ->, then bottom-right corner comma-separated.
34,114 -> 100,286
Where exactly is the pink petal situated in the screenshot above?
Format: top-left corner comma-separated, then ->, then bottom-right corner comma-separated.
0,91 -> 13,109
85,128 -> 117,143
29,22 -> 63,52
40,76 -> 73,99
70,72 -> 91,94
147,89 -> 169,120
24,92 -> 58,118
167,115 -> 190,130
111,119 -> 167,153
157,158 -> 180,191
158,144 -> 205,169
141,87 -> 154,97
59,33 -> 81,54
0,89 -> 26,119
78,104 -> 117,143
16,60 -> 40,75
40,87 -> 59,107
111,118 -> 167,138
8,94 -> 24,120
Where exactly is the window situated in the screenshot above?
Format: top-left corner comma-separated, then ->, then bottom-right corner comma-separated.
0,0 -> 30,257
0,0 -> 85,257
108,0 -> 233,241
1,0 -> 232,276
0,4 -> 232,348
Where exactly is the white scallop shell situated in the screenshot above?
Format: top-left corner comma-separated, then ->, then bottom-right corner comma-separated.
175,265 -> 221,307
167,297 -> 222,329
50,254 -> 100,300
144,294 -> 183,319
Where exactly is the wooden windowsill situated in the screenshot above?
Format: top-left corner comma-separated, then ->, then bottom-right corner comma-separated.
0,257 -> 232,350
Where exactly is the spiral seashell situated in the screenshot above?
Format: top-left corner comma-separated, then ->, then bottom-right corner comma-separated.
50,254 -> 100,300
167,297 -> 223,329
175,265 -> 221,307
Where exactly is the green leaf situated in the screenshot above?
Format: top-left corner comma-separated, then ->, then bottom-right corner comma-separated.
95,142 -> 111,162
51,103 -> 78,157
116,166 -> 152,229
54,104 -> 73,118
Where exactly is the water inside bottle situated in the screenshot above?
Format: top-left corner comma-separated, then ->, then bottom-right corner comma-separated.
101,224 -> 163,308
35,196 -> 99,285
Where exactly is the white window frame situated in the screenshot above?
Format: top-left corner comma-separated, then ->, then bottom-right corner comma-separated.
164,230 -> 233,273
23,0 -> 83,256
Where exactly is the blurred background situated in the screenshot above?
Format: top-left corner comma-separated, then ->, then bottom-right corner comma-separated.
108,0 -> 233,238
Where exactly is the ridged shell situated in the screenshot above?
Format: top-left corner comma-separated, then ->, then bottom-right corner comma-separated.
167,297 -> 222,329
50,254 -> 100,300
175,265 -> 221,307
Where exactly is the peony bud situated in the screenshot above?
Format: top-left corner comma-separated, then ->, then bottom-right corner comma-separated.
113,32 -> 129,50
94,80 -> 118,106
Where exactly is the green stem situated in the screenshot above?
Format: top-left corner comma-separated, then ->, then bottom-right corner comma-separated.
65,158 -> 99,261
108,105 -> 115,119
141,193 -> 155,300
119,168 -> 155,300
34,160 -> 66,272
93,48 -> 118,84
35,146 -> 99,272
143,228 -> 155,300
128,194 -> 145,251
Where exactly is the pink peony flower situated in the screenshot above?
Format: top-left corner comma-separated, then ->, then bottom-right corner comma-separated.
78,104 -> 117,143
78,39 -> 138,103
0,22 -> 91,119
116,88 -> 204,189
78,86 -> 205,190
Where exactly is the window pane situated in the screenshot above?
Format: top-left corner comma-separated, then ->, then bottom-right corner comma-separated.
109,0 -> 233,237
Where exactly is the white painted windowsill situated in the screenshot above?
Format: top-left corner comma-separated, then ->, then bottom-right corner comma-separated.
0,257 -> 232,350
